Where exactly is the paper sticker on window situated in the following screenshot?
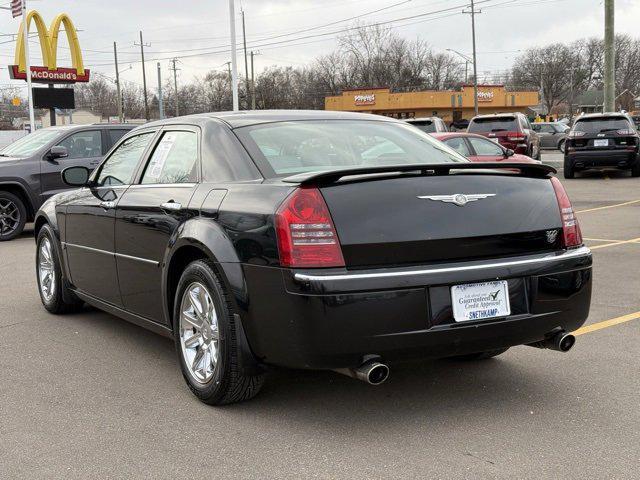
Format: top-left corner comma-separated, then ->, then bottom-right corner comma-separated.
147,133 -> 177,179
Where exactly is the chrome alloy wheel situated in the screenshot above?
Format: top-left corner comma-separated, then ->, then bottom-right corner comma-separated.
0,198 -> 20,236
38,237 -> 56,302
179,282 -> 219,384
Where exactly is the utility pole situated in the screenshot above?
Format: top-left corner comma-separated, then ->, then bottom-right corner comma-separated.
21,0 -> 35,131
228,0 -> 239,111
157,62 -> 164,120
463,1 -> 481,116
250,51 -> 256,110
446,49 -> 472,84
114,42 -> 123,122
136,31 -> 150,120
242,9 -> 249,109
170,58 -> 180,117
603,0 -> 615,112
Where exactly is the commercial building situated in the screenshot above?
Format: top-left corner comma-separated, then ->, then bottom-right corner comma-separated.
325,85 -> 540,123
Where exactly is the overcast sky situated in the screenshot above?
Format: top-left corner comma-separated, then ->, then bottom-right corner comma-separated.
0,0 -> 638,94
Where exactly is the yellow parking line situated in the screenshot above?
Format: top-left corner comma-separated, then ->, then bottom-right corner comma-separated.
589,237 -> 640,250
574,311 -> 640,336
583,237 -> 624,243
576,199 -> 640,214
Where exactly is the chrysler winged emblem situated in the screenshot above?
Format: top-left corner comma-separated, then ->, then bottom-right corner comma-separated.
417,193 -> 496,207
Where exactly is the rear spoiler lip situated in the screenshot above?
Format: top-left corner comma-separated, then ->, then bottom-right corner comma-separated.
281,162 -> 557,185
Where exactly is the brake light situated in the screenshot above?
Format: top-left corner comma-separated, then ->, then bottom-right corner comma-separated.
507,131 -> 526,141
550,177 -> 582,248
616,129 -> 635,135
275,187 -> 345,268
568,131 -> 586,137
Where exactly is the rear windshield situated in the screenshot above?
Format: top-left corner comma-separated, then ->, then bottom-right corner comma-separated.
573,117 -> 632,134
408,120 -> 436,133
235,120 -> 466,178
468,117 -> 518,133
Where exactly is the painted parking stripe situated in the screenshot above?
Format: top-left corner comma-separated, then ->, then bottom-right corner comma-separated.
576,199 -> 640,214
589,237 -> 640,250
574,311 -> 640,336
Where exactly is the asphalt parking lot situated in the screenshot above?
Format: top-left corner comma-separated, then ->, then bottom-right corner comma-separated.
1,151 -> 639,479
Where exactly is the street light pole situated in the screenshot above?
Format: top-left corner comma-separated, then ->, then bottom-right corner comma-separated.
229,0 -> 239,111
469,0 -> 479,116
446,49 -> 473,84
114,42 -> 123,123
603,0 -> 615,112
22,0 -> 35,131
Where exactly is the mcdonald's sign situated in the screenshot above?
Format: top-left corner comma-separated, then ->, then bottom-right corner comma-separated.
8,11 -> 90,83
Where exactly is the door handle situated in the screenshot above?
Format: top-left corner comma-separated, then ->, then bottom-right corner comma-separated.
160,201 -> 182,212
100,200 -> 116,209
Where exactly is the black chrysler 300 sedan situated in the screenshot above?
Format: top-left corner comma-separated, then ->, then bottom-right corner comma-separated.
34,111 -> 592,405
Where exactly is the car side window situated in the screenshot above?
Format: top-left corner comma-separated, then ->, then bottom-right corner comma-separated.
107,129 -> 130,147
57,130 -> 102,159
95,132 -> 155,187
141,131 -> 198,184
468,137 -> 503,156
443,137 -> 471,156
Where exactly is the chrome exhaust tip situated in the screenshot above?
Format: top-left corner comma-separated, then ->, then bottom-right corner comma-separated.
527,331 -> 576,352
334,360 -> 390,385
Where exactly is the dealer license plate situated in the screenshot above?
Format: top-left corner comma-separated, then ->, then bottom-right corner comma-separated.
594,139 -> 609,147
451,281 -> 511,322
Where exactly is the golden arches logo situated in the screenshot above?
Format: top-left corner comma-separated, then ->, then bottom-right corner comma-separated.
10,10 -> 90,83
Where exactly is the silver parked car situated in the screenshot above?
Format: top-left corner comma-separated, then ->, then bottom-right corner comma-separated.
532,122 -> 568,153
405,117 -> 448,134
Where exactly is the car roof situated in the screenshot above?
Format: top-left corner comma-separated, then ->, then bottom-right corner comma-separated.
575,112 -> 630,120
39,123 -> 136,132
143,110 -> 400,129
471,113 -> 518,120
431,132 -> 500,141
405,117 -> 439,123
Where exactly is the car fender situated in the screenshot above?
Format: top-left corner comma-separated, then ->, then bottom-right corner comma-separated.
162,216 -> 262,372
0,179 -> 38,216
33,196 -> 60,240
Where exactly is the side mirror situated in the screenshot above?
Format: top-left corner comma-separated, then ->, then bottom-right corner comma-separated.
62,166 -> 90,187
48,145 -> 68,160
505,148 -> 515,158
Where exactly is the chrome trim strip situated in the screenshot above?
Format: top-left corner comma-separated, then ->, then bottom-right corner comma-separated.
115,252 -> 160,266
127,183 -> 196,189
293,246 -> 591,283
63,242 -> 159,266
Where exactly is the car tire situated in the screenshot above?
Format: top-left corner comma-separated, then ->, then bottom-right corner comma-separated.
558,139 -> 566,154
174,260 -> 265,405
451,348 -> 509,361
36,224 -> 84,314
563,158 -> 575,179
0,191 -> 27,241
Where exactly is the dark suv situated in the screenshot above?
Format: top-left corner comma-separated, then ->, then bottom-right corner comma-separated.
467,113 -> 541,159
563,113 -> 640,179
0,123 -> 135,240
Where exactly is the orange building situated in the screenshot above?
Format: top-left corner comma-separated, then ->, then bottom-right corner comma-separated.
325,85 -> 540,123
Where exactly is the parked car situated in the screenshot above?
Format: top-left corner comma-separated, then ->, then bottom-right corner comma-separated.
405,116 -> 448,134
0,123 -> 135,240
34,111 -> 592,405
563,112 -> 640,178
467,112 -> 541,160
431,132 -> 540,164
449,118 -> 470,131
532,122 -> 568,152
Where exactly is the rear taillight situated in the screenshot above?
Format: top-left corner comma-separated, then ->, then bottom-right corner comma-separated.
550,177 -> 582,248
616,129 -> 635,135
568,131 -> 585,137
507,131 -> 526,142
275,187 -> 345,268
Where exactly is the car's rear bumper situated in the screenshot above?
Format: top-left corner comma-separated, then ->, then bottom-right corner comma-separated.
239,247 -> 592,369
566,149 -> 638,169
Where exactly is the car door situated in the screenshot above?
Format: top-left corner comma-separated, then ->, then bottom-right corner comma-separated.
114,127 -> 200,323
466,136 -> 506,162
538,124 -> 557,148
63,131 -> 157,306
40,129 -> 105,201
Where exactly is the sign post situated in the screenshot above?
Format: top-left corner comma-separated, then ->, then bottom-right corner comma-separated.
20,1 -> 35,131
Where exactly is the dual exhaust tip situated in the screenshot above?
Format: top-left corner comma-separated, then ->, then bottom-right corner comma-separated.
335,331 -> 575,386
